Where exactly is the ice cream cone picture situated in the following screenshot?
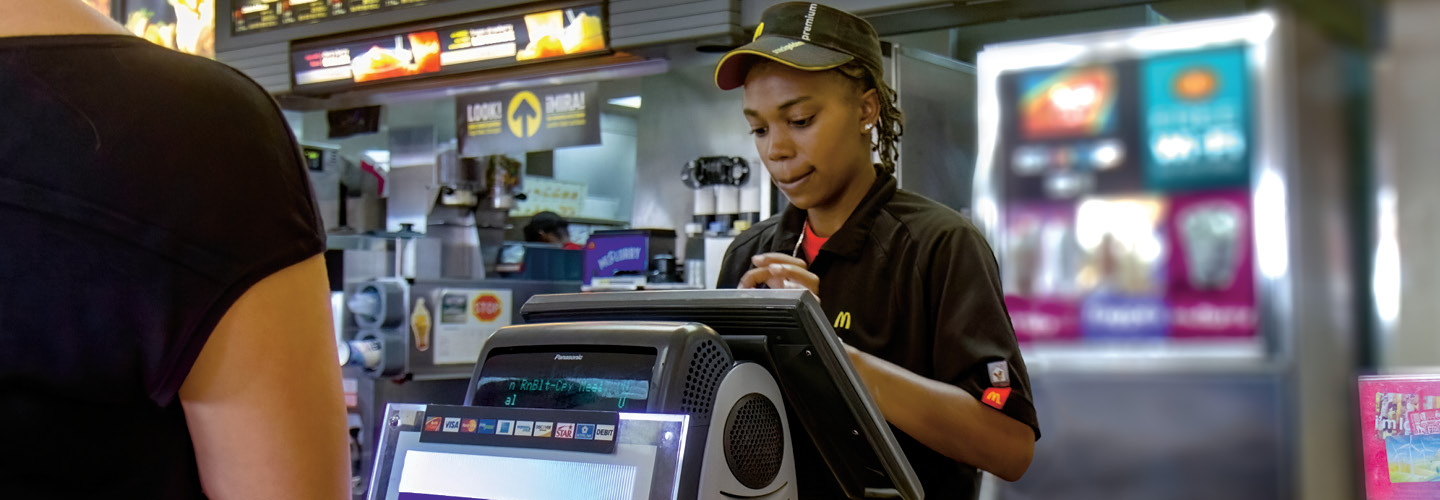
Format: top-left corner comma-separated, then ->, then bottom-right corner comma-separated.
411,298 -> 432,352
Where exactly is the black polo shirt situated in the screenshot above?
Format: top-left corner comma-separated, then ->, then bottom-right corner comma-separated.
1,35 -> 324,498
717,168 -> 1039,499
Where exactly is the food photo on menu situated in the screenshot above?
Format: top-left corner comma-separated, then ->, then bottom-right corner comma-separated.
516,7 -> 604,61
124,0 -> 215,57
351,31 -> 442,83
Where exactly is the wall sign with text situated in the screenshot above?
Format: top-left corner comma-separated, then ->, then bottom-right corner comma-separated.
456,82 -> 600,155
289,3 -> 605,94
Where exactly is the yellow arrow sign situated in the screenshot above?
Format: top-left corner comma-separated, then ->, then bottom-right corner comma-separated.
507,91 -> 542,138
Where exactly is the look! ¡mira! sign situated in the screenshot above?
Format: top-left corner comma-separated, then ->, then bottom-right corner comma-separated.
457,82 -> 600,155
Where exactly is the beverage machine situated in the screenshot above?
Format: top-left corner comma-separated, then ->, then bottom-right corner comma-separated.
973,13 -> 1361,500
329,125 -> 582,497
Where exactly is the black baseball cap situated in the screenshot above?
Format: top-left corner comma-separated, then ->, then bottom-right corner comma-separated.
714,2 -> 883,90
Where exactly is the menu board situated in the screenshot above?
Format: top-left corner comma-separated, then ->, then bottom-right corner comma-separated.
233,0 -> 448,35
996,45 -> 1257,343
291,4 -> 606,93
1359,375 -> 1440,499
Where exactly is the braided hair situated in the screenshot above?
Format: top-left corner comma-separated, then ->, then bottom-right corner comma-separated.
835,61 -> 904,174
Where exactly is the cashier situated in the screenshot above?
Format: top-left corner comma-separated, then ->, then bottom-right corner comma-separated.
714,2 -> 1039,497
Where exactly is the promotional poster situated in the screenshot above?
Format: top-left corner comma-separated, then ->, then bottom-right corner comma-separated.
1359,375 -> 1440,499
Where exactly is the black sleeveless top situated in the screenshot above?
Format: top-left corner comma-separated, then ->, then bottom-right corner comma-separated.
0,35 -> 324,498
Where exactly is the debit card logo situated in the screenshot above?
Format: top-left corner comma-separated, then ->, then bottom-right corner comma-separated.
595,424 -> 616,441
514,421 -> 534,437
424,417 -> 443,432
575,423 -> 595,440
477,419 -> 497,434
555,423 -> 575,439
533,421 -> 554,437
497,420 -> 515,435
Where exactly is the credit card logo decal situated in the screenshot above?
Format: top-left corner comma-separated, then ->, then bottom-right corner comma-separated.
595,424 -> 615,441
575,423 -> 595,440
514,421 -> 534,437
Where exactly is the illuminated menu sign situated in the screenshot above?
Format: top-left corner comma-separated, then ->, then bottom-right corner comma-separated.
996,45 -> 1258,344
290,4 -> 606,93
233,0 -> 450,35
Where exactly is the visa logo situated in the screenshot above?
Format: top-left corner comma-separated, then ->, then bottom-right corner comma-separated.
442,418 -> 461,432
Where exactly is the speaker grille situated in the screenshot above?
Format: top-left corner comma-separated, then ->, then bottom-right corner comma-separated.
681,339 -> 728,419
723,393 -> 784,490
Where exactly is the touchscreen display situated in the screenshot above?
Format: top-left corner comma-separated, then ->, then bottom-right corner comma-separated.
473,349 -> 655,411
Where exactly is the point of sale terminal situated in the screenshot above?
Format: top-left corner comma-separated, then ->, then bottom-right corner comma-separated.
363,290 -> 924,500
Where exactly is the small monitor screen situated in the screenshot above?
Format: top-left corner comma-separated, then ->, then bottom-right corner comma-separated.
473,348 -> 655,411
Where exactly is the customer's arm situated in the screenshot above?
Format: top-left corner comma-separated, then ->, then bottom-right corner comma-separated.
179,255 -> 350,500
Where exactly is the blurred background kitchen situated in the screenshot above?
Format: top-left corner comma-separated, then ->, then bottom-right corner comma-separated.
80,0 -> 1440,499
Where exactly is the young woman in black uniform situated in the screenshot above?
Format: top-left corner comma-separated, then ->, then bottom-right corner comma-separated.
714,3 -> 1039,497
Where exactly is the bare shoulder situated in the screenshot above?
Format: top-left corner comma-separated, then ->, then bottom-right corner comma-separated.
0,0 -> 128,37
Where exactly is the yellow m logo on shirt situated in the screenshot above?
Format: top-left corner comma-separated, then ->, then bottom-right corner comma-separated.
985,391 -> 1004,405
833,311 -> 852,330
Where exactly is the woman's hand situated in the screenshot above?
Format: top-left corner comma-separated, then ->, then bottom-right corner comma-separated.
737,253 -> 820,297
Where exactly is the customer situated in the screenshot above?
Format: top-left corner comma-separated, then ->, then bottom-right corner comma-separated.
0,1 -> 349,499
523,211 -> 583,250
714,3 -> 1038,498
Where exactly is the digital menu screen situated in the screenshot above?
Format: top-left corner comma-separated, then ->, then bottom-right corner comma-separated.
290,4 -> 606,93
472,348 -> 654,411
233,0 -> 449,35
996,44 -> 1258,344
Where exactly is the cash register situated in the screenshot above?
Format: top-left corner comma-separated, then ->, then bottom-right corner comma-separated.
366,290 -> 923,500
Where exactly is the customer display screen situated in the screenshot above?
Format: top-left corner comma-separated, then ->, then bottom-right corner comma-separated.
367,404 -> 689,500
473,348 -> 655,411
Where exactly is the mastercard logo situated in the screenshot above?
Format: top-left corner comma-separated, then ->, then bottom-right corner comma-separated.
1174,67 -> 1218,100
